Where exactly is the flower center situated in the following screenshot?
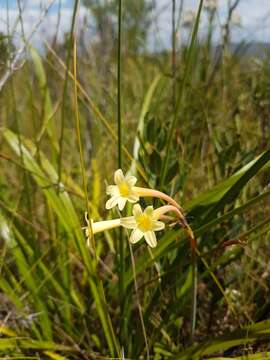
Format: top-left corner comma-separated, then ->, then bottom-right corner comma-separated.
119,182 -> 131,197
137,214 -> 153,232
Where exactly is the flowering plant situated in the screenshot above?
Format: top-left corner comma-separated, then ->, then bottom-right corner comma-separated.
84,169 -> 195,249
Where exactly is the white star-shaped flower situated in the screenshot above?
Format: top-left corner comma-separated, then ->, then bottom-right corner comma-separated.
106,169 -> 139,211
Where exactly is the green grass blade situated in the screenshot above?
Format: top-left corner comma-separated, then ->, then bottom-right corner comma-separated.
120,185 -> 270,291
30,47 -> 57,148
209,353 -> 270,360
1,127 -> 120,356
175,319 -> 270,360
160,0 -> 204,186
203,148 -> 270,222
187,150 -> 270,214
131,73 -> 162,174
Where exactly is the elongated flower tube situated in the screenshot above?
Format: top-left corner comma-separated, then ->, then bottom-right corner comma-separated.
83,213 -> 121,243
106,169 -> 181,211
133,186 -> 181,210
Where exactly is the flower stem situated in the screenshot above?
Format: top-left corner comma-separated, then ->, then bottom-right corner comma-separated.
154,205 -> 196,251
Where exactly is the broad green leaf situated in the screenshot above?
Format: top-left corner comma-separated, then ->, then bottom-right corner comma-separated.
203,149 -> 270,222
186,149 -> 270,215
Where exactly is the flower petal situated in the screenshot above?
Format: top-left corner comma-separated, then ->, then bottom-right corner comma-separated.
127,194 -> 139,203
126,175 -> 137,187
144,231 -> 157,248
118,197 -> 127,211
114,169 -> 124,185
130,228 -> 144,244
105,196 -> 119,209
106,185 -> 118,196
145,206 -> 154,216
133,203 -> 142,217
120,216 -> 137,229
152,220 -> 165,231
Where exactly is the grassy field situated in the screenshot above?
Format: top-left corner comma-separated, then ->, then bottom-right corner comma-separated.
0,0 -> 270,359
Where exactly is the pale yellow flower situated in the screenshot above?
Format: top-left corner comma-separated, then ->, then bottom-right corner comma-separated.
106,169 -> 139,211
106,169 -> 181,211
120,204 -> 165,248
104,169 -> 196,250
83,201 -> 196,251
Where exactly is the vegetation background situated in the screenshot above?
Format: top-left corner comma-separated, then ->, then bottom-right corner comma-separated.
0,0 -> 270,358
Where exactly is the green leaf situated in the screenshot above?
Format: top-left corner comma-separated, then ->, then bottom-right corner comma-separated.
165,160 -> 179,184
120,187 -> 270,291
175,319 -> 270,359
209,353 -> 270,360
0,338 -> 72,352
1,127 -> 120,357
30,47 -> 57,148
186,149 -> 270,219
204,149 -> 270,222
131,74 -> 161,174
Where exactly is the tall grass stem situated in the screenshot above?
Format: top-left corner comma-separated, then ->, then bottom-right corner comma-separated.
161,0 -> 204,187
117,0 -> 125,313
57,0 -> 79,190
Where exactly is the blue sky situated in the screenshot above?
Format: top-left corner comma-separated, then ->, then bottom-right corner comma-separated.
0,0 -> 270,49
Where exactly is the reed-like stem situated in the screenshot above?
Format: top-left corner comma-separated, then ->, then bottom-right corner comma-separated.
172,0 -> 176,113
58,0 -> 79,191
117,0 -> 125,315
73,27 -> 119,360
